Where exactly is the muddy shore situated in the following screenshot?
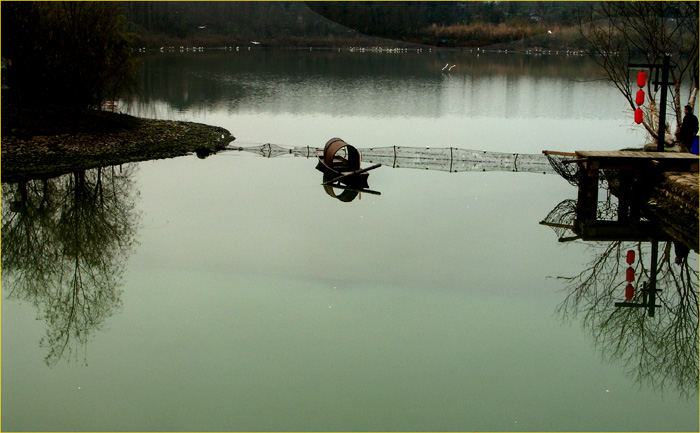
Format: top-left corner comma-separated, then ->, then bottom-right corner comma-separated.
1,107 -> 235,183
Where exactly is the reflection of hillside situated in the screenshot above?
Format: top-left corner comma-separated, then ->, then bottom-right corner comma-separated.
1,165 -> 140,366
122,51 -> 611,119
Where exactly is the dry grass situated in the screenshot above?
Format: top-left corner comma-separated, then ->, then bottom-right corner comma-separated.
420,22 -> 586,50
429,22 -> 551,41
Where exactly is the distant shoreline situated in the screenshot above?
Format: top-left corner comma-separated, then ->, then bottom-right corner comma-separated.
135,44 -> 591,57
129,27 -> 588,55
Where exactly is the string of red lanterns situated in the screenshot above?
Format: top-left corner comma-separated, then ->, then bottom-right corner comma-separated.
634,71 -> 646,124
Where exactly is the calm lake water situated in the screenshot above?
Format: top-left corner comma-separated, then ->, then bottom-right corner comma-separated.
2,49 -> 698,432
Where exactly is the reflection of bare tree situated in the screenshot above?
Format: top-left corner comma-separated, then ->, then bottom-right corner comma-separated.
1,165 -> 139,366
555,240 -> 698,399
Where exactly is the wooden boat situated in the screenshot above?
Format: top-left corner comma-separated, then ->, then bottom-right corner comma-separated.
315,138 -> 381,188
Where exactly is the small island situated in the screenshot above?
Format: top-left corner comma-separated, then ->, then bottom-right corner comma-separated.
1,106 -> 235,183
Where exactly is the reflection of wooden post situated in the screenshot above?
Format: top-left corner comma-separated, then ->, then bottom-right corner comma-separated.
617,171 -> 632,223
615,241 -> 662,317
648,240 -> 659,317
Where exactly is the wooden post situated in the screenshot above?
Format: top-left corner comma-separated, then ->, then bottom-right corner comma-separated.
575,159 -> 600,236
618,171 -> 632,223
585,161 -> 599,233
657,55 -> 670,152
629,56 -> 673,152
575,162 -> 588,232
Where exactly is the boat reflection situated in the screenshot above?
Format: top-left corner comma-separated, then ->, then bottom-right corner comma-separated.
321,173 -> 381,202
1,165 -> 139,366
541,192 -> 698,399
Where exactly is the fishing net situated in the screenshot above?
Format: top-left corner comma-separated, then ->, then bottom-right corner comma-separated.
234,144 -> 570,176
234,143 -> 292,158
540,199 -> 578,240
544,152 -> 581,186
543,151 -> 615,193
293,146 -> 317,159
355,146 -> 555,174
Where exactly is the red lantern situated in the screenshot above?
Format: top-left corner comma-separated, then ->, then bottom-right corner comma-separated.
626,250 -> 635,265
634,108 -> 643,124
635,89 -> 645,106
625,284 -> 634,300
626,267 -> 635,282
637,71 -> 647,88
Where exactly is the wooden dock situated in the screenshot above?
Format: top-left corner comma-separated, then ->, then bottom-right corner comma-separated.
574,150 -> 699,172
545,150 -> 698,246
575,151 -> 698,232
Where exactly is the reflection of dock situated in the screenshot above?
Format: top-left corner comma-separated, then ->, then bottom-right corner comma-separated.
542,150 -> 698,319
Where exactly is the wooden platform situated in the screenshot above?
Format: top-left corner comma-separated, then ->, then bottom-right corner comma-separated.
575,150 -> 698,172
568,150 -> 698,244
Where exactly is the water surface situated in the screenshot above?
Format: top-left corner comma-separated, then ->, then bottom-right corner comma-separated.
2,50 -> 697,432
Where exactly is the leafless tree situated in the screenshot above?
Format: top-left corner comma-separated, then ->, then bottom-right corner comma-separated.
579,1 -> 699,146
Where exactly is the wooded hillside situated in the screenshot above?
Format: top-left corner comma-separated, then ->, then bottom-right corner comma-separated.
120,1 -> 595,48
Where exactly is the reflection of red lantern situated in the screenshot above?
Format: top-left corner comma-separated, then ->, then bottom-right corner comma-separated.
637,71 -> 647,88
635,89 -> 645,106
626,250 -> 635,265
634,108 -> 644,124
626,267 -> 635,282
625,284 -> 634,300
